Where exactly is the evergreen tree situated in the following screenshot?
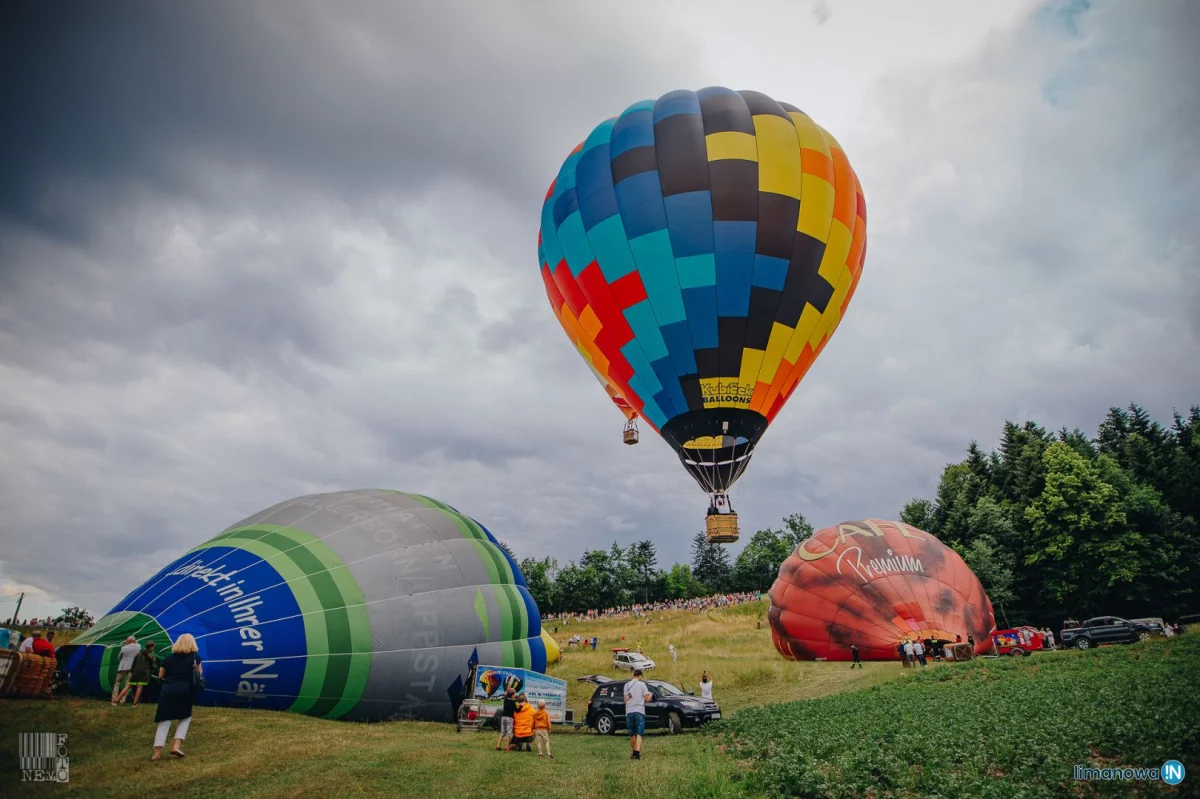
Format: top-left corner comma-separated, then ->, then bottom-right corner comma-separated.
691,531 -> 732,591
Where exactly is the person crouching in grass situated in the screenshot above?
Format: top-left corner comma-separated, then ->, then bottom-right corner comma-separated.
510,694 -> 535,751
533,698 -> 552,758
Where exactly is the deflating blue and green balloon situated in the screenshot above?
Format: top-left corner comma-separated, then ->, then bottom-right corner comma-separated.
60,490 -> 545,722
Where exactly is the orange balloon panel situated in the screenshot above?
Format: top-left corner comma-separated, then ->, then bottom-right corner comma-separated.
768,519 -> 997,661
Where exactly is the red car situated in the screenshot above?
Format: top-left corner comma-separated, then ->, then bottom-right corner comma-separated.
990,626 -> 1045,656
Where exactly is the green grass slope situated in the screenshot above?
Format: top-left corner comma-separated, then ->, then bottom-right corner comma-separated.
714,632 -> 1200,798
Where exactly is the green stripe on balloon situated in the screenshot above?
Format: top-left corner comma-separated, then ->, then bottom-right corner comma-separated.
473,588 -> 490,640
199,525 -> 372,720
80,611 -> 172,693
410,493 -> 453,511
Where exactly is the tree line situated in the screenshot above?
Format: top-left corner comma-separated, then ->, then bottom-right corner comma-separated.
510,514 -> 814,614
506,402 -> 1199,626
901,403 -> 1200,627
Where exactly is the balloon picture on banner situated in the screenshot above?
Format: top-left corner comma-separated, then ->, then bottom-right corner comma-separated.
59,489 -> 545,722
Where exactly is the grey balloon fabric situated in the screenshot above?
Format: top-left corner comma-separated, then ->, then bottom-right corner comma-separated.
61,489 -> 545,722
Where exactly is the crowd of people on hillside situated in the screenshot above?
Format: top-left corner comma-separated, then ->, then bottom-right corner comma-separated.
4,617 -> 88,630
542,591 -> 761,623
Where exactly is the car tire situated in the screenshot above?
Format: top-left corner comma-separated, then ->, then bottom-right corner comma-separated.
1009,648 -> 1024,657
596,711 -> 616,736
1075,638 -> 1091,650
667,711 -> 683,735
1138,631 -> 1152,642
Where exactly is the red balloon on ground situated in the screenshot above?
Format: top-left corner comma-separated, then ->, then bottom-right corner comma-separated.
768,519 -> 997,661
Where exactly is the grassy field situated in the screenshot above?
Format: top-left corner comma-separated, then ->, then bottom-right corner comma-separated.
717,632 -> 1200,798
0,599 -> 903,798
1,602 -> 1194,798
543,600 -> 901,714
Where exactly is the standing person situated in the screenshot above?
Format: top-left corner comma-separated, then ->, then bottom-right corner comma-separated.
112,636 -> 141,705
903,639 -> 915,667
699,671 -> 713,701
897,641 -> 907,666
913,639 -> 927,667
624,668 -> 654,760
119,641 -> 158,706
151,633 -> 202,761
494,687 -> 516,752
850,644 -> 862,668
532,698 -> 552,758
668,643 -> 677,663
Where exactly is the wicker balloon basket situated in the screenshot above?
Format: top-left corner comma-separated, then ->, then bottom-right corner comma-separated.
705,513 -> 739,543
0,651 -> 57,698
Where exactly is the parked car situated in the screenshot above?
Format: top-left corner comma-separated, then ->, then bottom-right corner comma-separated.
584,678 -> 721,735
1129,617 -> 1172,637
1177,614 -> 1200,632
1059,616 -> 1157,649
612,649 -> 656,672
990,626 -> 1046,656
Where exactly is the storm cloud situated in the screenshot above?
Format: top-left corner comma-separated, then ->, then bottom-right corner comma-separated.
1,0 -> 1196,618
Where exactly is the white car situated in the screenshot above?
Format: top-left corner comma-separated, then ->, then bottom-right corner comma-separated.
613,651 -> 656,671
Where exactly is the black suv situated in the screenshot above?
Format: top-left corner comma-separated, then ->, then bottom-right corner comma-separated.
1059,616 -> 1157,649
584,678 -> 721,735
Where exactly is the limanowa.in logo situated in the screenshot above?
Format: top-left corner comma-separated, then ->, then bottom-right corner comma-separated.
1073,760 -> 1185,785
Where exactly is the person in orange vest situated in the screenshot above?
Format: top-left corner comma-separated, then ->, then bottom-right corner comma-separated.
509,694 -> 536,751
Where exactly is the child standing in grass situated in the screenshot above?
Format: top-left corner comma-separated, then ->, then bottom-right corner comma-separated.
533,698 -> 552,758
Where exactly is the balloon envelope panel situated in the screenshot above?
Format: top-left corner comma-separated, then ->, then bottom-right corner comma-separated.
539,87 -> 867,490
768,519 -> 996,661
61,490 -> 545,722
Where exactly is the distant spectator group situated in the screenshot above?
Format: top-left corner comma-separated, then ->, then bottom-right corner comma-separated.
543,592 -> 762,624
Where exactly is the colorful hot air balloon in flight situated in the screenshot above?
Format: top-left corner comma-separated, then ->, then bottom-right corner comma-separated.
60,490 -> 545,722
538,88 -> 867,542
768,519 -> 997,661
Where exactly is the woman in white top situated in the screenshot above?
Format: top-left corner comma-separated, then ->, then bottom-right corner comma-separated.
699,671 -> 713,700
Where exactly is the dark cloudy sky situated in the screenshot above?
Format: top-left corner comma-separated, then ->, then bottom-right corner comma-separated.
2,0 -> 1197,620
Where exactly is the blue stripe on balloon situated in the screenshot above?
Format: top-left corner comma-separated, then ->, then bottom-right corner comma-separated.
676,253 -> 716,288
611,105 -> 655,157
751,254 -> 790,291
629,376 -> 671,428
587,215 -> 638,282
540,193 -> 567,271
713,220 -> 757,252
663,191 -> 715,257
527,634 -> 548,672
553,188 -> 580,229
639,399 -> 668,430
659,320 -> 698,375
555,149 -> 581,192
628,229 -> 677,295
582,118 -> 616,154
622,299 -> 669,362
651,358 -> 689,415
715,252 -> 754,316
682,287 -> 719,349
696,85 -> 742,101
712,220 -> 757,315
557,212 -> 596,278
614,174 -> 668,239
653,89 -> 702,122
621,341 -> 664,396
